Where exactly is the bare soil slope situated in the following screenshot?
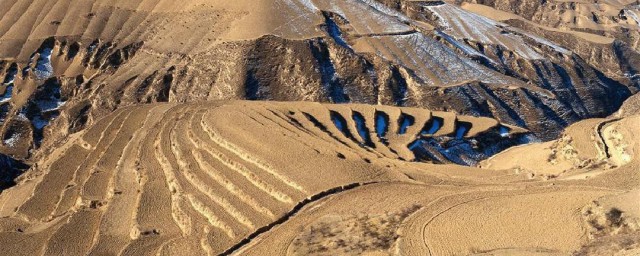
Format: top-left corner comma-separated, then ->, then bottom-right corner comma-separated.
0,1 -> 638,255
0,100 -> 637,255
0,0 -> 638,161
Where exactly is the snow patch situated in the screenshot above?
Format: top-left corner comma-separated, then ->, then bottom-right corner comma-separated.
436,30 -> 496,64
426,4 -> 547,59
325,14 -> 352,50
409,130 -> 535,166
272,0 -> 320,36
377,32 -> 507,86
355,0 -> 411,23
3,67 -> 16,85
34,47 -> 54,80
0,85 -> 13,104
321,0 -> 411,35
626,10 -> 640,25
88,41 -> 98,53
296,0 -> 319,12
37,98 -> 65,113
3,133 -> 20,147
522,32 -> 571,55
518,134 -> 542,145
625,73 -> 640,80
499,126 -> 510,137
310,41 -> 348,103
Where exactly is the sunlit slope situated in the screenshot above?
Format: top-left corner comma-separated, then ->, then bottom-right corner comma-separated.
0,0 -> 325,57
482,113 -> 640,179
0,0 -> 637,160
227,112 -> 640,255
0,101 -> 524,255
0,104 -> 637,255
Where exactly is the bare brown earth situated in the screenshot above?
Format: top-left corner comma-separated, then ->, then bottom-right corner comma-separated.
454,0 -> 640,50
0,0 -> 638,161
0,1 -> 638,255
0,100 -> 636,255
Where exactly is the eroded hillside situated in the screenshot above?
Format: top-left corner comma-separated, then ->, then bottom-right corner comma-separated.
0,0 -> 638,162
0,1 -> 638,255
0,101 -> 637,255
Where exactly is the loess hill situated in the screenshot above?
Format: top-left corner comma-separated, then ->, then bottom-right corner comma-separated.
0,0 -> 638,255
0,101 -> 637,255
0,0 -> 638,160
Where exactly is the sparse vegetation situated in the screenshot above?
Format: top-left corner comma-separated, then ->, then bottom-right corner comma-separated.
290,205 -> 422,255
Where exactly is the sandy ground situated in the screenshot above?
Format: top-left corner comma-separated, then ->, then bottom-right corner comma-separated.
0,100 -> 636,255
0,0 -> 638,255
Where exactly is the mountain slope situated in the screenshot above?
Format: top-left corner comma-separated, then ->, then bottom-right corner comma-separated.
0,0 -> 637,160
0,1 -> 638,254
0,100 -> 636,255
0,101 -> 527,255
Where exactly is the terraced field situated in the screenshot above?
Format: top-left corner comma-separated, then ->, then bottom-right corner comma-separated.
0,0 -> 638,255
0,101 -> 511,253
0,100 -> 637,255
1,0 -> 638,159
